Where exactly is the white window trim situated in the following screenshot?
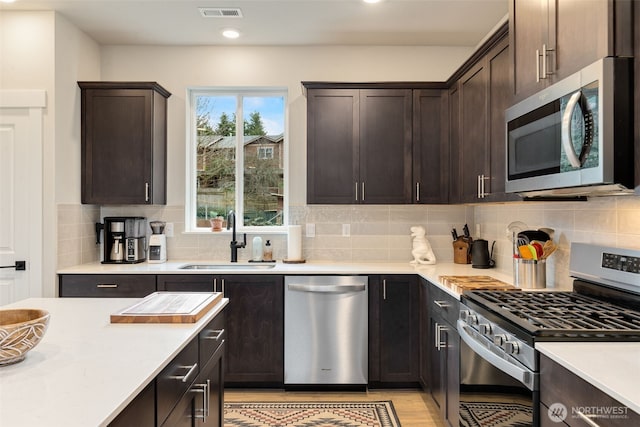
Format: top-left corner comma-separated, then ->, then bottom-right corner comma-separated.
185,87 -> 289,233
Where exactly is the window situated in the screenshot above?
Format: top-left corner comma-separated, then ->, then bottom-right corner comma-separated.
187,89 -> 287,231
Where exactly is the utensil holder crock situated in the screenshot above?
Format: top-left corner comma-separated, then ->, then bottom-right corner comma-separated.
513,258 -> 546,289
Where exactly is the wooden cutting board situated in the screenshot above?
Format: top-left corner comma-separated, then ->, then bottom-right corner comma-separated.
111,292 -> 222,324
438,275 -> 518,294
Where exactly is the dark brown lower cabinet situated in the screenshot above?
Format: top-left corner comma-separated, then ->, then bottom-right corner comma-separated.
426,280 -> 460,427
221,275 -> 284,386
59,274 -> 156,297
369,275 -> 419,387
157,275 -> 215,292
540,353 -> 640,427
108,309 -> 226,427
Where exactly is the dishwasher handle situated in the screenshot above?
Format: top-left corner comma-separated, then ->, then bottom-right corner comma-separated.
287,283 -> 366,293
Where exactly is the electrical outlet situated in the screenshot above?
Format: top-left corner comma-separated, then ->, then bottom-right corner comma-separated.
342,224 -> 350,237
306,223 -> 316,237
165,222 -> 174,237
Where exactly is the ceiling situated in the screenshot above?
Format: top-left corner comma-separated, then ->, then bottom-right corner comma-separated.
1,0 -> 508,47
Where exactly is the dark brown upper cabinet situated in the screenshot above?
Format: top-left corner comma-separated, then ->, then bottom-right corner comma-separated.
448,28 -> 521,204
413,90 -> 449,204
79,82 -> 171,205
509,0 -> 633,101
305,83 -> 447,205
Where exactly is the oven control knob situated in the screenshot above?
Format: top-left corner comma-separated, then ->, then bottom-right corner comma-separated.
493,334 -> 506,346
467,314 -> 478,325
504,341 -> 520,354
460,310 -> 471,321
479,323 -> 492,335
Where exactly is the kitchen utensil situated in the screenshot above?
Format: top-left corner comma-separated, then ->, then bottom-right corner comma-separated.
451,228 -> 459,241
519,230 -> 550,242
519,245 -> 533,259
463,224 -> 471,238
471,239 -> 495,269
506,221 -> 528,240
541,240 -> 557,259
539,227 -> 555,240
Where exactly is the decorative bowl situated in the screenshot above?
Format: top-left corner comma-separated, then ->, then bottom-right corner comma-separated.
0,309 -> 50,366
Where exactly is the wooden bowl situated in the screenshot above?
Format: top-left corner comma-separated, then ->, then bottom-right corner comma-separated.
0,309 -> 50,366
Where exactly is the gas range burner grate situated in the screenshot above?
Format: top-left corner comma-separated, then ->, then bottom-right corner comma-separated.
468,290 -> 640,338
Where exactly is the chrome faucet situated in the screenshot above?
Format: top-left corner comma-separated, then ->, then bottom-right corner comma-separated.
227,210 -> 246,262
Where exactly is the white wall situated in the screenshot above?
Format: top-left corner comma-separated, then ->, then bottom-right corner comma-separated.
99,45 -> 473,206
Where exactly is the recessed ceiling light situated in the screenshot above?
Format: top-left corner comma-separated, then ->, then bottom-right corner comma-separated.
222,29 -> 241,39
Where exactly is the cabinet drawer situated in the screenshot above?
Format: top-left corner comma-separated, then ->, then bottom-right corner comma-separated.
199,311 -> 226,368
59,274 -> 156,297
157,275 -> 215,292
540,354 -> 640,427
157,338 -> 199,426
429,283 -> 459,326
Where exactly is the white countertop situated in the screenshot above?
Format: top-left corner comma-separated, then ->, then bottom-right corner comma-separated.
536,342 -> 640,415
57,260 -> 519,300
0,297 -> 228,427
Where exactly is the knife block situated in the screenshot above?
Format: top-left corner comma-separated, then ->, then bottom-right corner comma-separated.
453,238 -> 471,264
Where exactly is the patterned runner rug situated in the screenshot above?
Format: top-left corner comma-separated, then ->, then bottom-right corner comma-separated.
459,401 -> 533,427
224,401 -> 401,427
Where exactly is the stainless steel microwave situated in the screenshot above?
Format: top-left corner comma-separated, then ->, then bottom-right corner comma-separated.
505,57 -> 634,197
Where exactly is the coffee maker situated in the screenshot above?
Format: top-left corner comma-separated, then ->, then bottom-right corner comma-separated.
97,217 -> 147,264
148,221 -> 167,263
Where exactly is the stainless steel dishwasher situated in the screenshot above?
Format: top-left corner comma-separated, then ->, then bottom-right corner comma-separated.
284,275 -> 368,388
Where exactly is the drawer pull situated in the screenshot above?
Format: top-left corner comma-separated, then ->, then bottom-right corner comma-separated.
96,284 -> 118,288
191,380 -> 210,421
203,329 -> 224,341
434,300 -> 450,309
170,363 -> 198,383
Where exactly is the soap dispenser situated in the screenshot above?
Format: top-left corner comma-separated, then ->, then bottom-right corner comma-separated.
252,236 -> 263,261
263,240 -> 273,261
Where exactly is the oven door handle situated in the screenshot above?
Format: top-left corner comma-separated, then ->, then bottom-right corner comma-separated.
457,320 -> 537,391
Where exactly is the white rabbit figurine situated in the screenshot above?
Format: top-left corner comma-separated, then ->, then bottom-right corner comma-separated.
410,226 -> 437,265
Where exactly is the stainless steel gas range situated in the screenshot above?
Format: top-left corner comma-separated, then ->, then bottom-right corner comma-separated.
457,243 -> 640,426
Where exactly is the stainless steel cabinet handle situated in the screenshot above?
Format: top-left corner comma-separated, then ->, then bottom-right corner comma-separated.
416,182 -> 420,202
361,182 -> 365,201
191,381 -> 209,421
213,278 -> 217,292
203,329 -> 224,341
221,279 -> 225,296
435,323 -> 447,351
433,300 -> 449,310
96,284 -> 118,288
170,363 -> 198,383
542,44 -> 554,77
355,182 -> 358,201
383,279 -> 387,300
536,49 -> 541,82
145,182 -> 150,202
477,175 -> 481,198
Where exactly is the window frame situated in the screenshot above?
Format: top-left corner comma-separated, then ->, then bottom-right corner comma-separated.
186,87 -> 289,233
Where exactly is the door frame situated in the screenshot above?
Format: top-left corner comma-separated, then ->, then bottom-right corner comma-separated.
0,90 -> 46,302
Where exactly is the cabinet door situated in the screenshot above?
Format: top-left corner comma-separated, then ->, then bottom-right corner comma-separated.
418,279 -> 430,390
194,343 -> 225,427
448,84 -> 462,204
373,275 -> 419,385
442,325 -> 460,427
429,316 -> 445,412
157,275 -> 215,292
108,381 -> 155,427
59,274 -> 156,297
222,275 -> 284,386
459,62 -> 489,203
413,89 -> 448,204
510,0 -> 547,98
306,89 -> 359,204
360,89 -> 412,204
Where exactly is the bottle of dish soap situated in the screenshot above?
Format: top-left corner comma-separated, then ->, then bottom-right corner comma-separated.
252,236 -> 263,261
263,240 -> 273,261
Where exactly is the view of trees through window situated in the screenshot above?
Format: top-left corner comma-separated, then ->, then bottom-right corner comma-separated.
195,93 -> 285,228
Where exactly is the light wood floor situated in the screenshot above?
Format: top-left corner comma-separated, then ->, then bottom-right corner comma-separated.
224,388 -> 445,427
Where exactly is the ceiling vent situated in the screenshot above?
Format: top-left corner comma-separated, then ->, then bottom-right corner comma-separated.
198,7 -> 243,18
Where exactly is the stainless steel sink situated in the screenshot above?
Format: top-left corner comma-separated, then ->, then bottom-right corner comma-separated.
179,263 -> 276,270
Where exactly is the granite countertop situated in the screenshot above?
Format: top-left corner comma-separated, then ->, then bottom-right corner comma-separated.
536,342 -> 640,416
0,297 -> 228,427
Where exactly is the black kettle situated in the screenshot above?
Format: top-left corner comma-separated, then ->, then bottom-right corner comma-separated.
471,239 -> 495,269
